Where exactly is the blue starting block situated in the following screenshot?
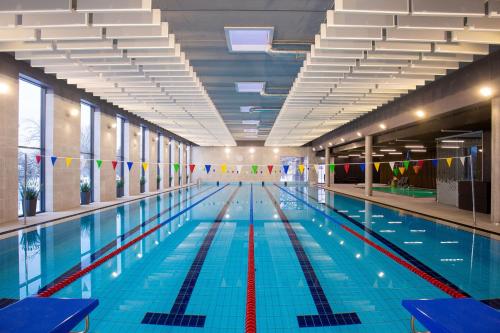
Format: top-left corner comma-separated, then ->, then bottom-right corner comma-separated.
402,298 -> 500,333
0,297 -> 99,333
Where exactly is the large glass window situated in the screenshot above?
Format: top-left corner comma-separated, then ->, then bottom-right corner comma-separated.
18,78 -> 45,215
80,102 -> 94,200
116,116 -> 125,182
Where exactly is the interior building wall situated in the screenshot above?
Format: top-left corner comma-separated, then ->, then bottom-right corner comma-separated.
191,146 -> 319,183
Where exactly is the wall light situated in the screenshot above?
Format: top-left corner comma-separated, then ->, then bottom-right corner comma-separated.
68,108 -> 79,117
379,123 -> 387,130
0,82 -> 9,94
249,147 -> 255,154
356,132 -> 362,137
415,110 -> 426,119
480,86 -> 493,97
340,138 -> 345,142
319,145 -> 323,149
328,142 -> 332,146
273,148 -> 279,154
225,147 -> 231,153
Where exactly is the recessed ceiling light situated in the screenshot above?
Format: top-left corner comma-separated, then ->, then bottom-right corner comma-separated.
328,142 -> 332,146
235,82 -> 265,93
224,27 -> 274,53
479,85 -> 493,97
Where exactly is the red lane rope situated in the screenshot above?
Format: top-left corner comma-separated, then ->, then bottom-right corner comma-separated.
339,225 -> 466,299
245,224 -> 256,333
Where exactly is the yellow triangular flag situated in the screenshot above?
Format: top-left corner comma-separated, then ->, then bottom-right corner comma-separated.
221,163 -> 227,173
298,164 -> 305,174
374,162 -> 380,172
399,166 -> 406,175
65,157 -> 72,167
446,158 -> 453,167
142,162 -> 149,171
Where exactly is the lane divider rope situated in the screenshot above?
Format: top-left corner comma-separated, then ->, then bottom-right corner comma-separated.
245,184 -> 257,333
38,184 -> 229,298
275,184 -> 466,299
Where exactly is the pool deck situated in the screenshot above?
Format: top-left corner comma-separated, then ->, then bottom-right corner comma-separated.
320,183 -> 500,239
0,183 -> 195,238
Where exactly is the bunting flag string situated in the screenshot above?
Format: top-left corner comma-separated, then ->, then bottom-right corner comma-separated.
343,163 -> 350,174
399,166 -> 406,175
432,159 -> 438,168
359,163 -> 365,173
205,164 -> 211,174
127,161 -> 134,171
189,164 -> 196,173
51,156 -> 57,166
251,165 -> 258,174
221,163 -> 227,173
298,164 -> 305,175
35,155 -> 41,164
329,163 -> 335,173
173,163 -> 179,173
236,165 -> 242,174
142,162 -> 148,171
389,161 -> 395,170
459,157 -> 465,165
96,160 -> 102,169
413,165 -> 421,175
446,158 -> 453,167
112,160 -> 118,170
267,165 -> 274,174
283,165 -> 289,174
374,162 -> 380,172
65,157 -> 72,167
403,160 -> 410,170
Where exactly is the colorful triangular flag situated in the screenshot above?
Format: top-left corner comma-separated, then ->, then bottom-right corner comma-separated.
189,164 -> 196,173
96,159 -> 102,168
35,155 -> 41,164
360,163 -> 365,173
65,157 -> 72,167
389,161 -> 395,170
329,163 -> 335,173
344,163 -> 350,174
417,160 -> 424,168
393,167 -> 399,176
112,160 -> 118,170
205,164 -> 211,174
403,160 -> 410,170
459,157 -> 465,165
142,162 -> 148,171
432,159 -> 438,168
399,166 -> 406,175
283,165 -> 289,174
251,165 -> 258,174
267,165 -> 274,174
51,156 -> 57,166
173,163 -> 179,172
374,162 -> 380,172
221,163 -> 227,173
413,165 -> 421,174
446,158 -> 453,167
127,161 -> 133,170
298,164 -> 305,174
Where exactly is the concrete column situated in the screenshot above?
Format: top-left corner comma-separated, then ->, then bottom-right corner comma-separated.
148,132 -> 157,192
325,148 -> 331,187
128,124 -> 140,196
172,140 -> 179,187
365,135 -> 373,197
492,98 -> 500,224
182,144 -> 188,185
163,137 -> 170,189
158,135 -> 164,190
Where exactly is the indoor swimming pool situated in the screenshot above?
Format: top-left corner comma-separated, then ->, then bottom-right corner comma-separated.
0,183 -> 498,332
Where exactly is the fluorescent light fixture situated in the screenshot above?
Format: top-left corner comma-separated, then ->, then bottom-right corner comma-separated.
235,82 -> 265,93
348,154 -> 361,157
373,154 -> 384,157
389,152 -> 403,155
441,140 -> 464,143
225,27 -> 274,52
242,120 -> 260,125
380,148 -> 396,152
411,149 -> 427,152
441,145 -> 460,149
405,145 -> 424,149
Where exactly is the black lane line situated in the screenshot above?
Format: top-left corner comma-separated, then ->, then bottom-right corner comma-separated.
142,186 -> 240,328
264,186 -> 361,328
37,186 -> 213,294
300,188 -> 472,298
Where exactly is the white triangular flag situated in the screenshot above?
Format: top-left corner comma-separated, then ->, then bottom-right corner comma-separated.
236,165 -> 243,173
389,161 -> 395,170
459,157 -> 465,165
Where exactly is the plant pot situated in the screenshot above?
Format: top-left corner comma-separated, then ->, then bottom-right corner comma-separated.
140,183 -> 145,193
24,198 -> 37,217
117,187 -> 124,198
80,191 -> 91,205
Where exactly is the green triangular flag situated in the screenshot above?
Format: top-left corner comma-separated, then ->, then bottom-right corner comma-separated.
393,167 -> 399,176
174,163 -> 179,172
403,160 -> 410,170
251,165 -> 258,174
329,163 -> 335,173
96,160 -> 102,168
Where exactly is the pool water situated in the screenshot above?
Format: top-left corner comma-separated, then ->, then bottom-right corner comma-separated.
372,186 -> 436,198
0,183 -> 498,332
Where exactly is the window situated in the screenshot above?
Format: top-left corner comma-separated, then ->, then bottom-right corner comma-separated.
80,102 -> 94,201
18,78 -> 45,215
116,116 -> 125,182
224,27 -> 274,52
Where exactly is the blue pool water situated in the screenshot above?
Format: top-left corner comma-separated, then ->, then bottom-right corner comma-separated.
0,183 -> 498,332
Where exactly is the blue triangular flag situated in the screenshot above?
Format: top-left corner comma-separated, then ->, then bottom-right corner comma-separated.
360,163 -> 365,172
51,156 -> 57,166
283,165 -> 290,174
432,159 -> 438,168
127,161 -> 133,170
205,164 -> 211,174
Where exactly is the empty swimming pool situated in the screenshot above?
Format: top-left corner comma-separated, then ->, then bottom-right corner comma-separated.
0,183 -> 498,332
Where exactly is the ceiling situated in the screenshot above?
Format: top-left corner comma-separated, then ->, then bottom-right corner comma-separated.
265,0 -> 500,147
153,0 -> 333,141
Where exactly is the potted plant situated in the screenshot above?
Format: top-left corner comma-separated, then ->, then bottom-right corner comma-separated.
20,179 -> 39,217
80,181 -> 91,205
140,176 -> 146,193
156,175 -> 161,189
116,179 -> 124,197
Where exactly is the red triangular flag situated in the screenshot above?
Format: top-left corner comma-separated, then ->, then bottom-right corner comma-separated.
267,165 -> 274,174
344,163 -> 350,174
189,164 -> 196,173
417,160 -> 424,168
413,165 -> 421,175
35,155 -> 41,164
112,160 -> 118,170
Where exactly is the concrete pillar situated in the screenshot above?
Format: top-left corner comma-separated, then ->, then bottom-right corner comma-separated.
365,135 -> 373,197
148,132 -> 157,192
325,148 -> 331,187
172,140 -> 179,187
158,135 -> 164,190
492,98 -> 500,224
182,144 -> 188,185
128,124 -> 140,196
163,137 -> 170,189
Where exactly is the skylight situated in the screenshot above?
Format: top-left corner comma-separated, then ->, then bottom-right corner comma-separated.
244,128 -> 259,134
225,27 -> 274,52
240,106 -> 254,113
242,120 -> 260,125
235,82 -> 266,93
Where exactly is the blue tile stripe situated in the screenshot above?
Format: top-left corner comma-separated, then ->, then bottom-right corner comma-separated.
298,188 -> 471,298
264,186 -> 361,328
37,186 -> 213,295
142,187 -> 240,327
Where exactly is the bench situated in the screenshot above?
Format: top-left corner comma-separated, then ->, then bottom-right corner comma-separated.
0,297 -> 99,333
402,298 -> 500,333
